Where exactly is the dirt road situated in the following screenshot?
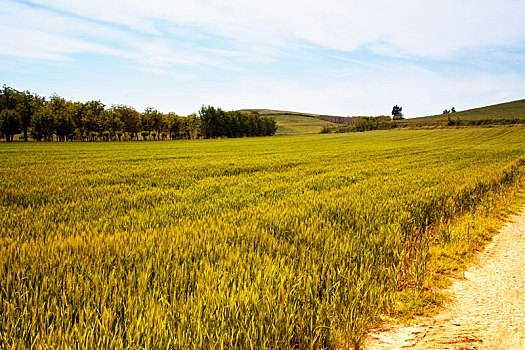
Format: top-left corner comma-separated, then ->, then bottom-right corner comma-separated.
365,208 -> 525,349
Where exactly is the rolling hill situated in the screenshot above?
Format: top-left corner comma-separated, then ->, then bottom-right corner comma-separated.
407,99 -> 525,122
243,99 -> 525,134
241,109 -> 339,134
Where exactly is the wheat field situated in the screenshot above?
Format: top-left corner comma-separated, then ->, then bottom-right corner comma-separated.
1,128 -> 525,349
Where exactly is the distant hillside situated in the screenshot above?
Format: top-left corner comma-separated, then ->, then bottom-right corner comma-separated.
241,109 -> 340,134
407,99 -> 525,122
243,99 -> 525,134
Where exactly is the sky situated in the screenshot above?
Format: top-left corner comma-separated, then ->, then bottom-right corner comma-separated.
2,0 -> 525,118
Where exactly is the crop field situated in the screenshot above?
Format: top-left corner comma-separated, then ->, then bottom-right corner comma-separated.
1,128 -> 525,349
272,115 -> 333,135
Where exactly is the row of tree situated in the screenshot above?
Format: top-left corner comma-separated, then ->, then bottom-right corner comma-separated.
0,85 -> 277,142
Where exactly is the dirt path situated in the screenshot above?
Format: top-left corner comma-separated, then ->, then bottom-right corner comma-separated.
365,208 -> 525,349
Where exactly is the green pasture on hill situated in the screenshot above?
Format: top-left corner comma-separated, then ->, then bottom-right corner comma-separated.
1,128 -> 525,349
273,115 -> 334,134
407,99 -> 525,122
242,109 -> 337,134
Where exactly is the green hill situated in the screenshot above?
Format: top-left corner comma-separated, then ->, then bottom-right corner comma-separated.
244,99 -> 525,133
408,99 -> 525,122
241,109 -> 338,135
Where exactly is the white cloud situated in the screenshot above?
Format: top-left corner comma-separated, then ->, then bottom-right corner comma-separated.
4,0 -> 525,72
0,24 -> 136,61
0,1 -> 139,61
13,0 -> 525,58
2,0 -> 525,117
0,0 -> 282,70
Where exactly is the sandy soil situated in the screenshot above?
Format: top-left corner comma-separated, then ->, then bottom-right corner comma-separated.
364,208 -> 525,349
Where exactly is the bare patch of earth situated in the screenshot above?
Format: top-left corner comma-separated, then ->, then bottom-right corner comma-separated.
365,208 -> 525,349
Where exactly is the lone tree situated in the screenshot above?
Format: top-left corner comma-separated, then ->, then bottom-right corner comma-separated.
392,105 -> 404,120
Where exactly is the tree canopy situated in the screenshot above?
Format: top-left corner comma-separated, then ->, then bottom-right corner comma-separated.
0,85 -> 277,141
392,105 -> 404,120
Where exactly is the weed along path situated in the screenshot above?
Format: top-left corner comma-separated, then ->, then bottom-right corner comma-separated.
365,207 -> 525,350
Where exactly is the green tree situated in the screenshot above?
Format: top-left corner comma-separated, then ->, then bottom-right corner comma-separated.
245,113 -> 257,137
260,115 -> 277,136
0,109 -> 21,142
17,91 -> 43,142
226,111 -> 241,138
110,105 -> 140,140
199,105 -> 219,139
151,110 -> 167,140
55,113 -> 75,141
82,100 -> 105,141
167,112 -> 180,140
98,109 -> 113,141
140,107 -> 156,140
0,85 -> 19,111
186,113 -> 201,139
392,105 -> 403,120
46,95 -> 76,141
31,107 -> 55,141
106,106 -> 125,141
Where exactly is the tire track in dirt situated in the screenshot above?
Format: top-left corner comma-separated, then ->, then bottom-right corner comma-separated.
365,208 -> 525,349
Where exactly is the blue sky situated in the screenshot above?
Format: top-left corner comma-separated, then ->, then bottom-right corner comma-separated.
2,0 -> 525,117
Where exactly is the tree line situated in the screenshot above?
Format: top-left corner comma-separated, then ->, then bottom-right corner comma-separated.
0,85 -> 277,142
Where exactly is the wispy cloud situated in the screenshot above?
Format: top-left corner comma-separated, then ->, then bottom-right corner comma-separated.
2,0 -> 525,116
6,0 -> 525,66
1,0 -> 272,70
14,0 -> 525,57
